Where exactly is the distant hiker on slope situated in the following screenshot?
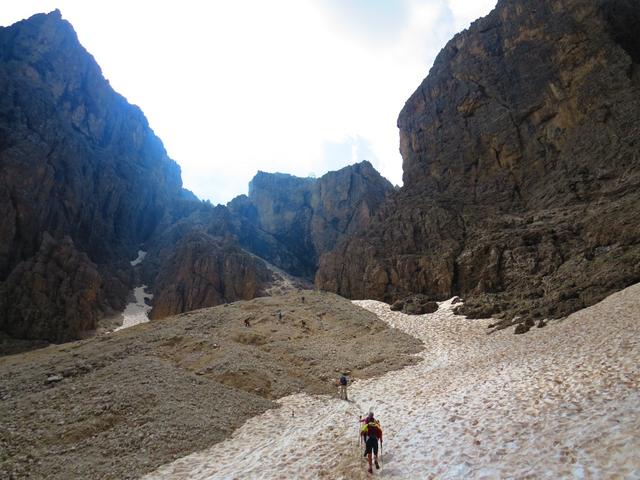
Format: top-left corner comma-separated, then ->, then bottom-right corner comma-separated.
338,372 -> 349,400
361,412 -> 383,473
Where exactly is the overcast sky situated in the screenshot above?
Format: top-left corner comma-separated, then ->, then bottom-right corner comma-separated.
0,0 -> 496,204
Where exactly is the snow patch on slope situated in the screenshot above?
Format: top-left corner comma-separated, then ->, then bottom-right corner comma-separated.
145,286 -> 640,479
114,250 -> 152,331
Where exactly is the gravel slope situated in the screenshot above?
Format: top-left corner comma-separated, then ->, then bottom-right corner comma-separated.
148,284 -> 640,479
0,290 -> 421,479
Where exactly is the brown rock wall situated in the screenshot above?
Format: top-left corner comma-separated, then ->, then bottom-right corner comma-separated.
317,0 -> 640,325
0,233 -> 102,341
0,11 -> 192,342
229,161 -> 394,278
149,231 -> 272,319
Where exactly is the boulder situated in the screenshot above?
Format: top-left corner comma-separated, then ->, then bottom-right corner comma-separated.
390,294 -> 439,315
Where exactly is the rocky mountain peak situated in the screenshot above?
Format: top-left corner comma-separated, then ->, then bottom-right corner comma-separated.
317,0 -> 640,326
249,170 -> 316,196
398,0 -> 639,209
0,8 -> 398,342
230,161 -> 394,278
0,11 -> 188,343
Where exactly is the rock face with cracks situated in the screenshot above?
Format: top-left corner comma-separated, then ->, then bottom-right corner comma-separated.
317,0 -> 640,327
0,11 -> 396,343
0,11 -> 192,343
0,233 -> 102,341
148,230 -> 273,320
229,161 -> 394,278
0,10 -> 285,346
142,160 -> 394,321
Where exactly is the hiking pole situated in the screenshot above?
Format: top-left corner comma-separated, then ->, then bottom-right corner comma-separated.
358,416 -> 363,450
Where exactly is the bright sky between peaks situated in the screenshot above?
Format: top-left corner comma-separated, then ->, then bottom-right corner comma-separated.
0,0 -> 497,204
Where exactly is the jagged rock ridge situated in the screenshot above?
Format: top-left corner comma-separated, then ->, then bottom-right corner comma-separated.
145,224 -> 273,320
0,10 -> 396,343
229,161 -> 394,278
0,11 -> 275,343
317,0 -> 640,326
142,162 -> 393,319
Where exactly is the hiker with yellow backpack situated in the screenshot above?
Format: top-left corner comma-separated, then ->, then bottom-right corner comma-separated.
360,411 -> 383,474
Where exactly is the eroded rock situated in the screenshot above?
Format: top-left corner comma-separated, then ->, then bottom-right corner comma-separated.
230,161 -> 393,278
149,231 -> 272,319
317,0 -> 640,323
0,234 -> 102,342
0,11 -> 190,342
390,294 -> 439,315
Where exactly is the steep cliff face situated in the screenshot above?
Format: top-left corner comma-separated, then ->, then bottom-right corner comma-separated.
137,204 -> 273,320
0,12 -> 397,340
146,160 -> 395,318
149,230 -> 272,320
0,11 -> 191,341
1,233 -> 102,341
317,0 -> 640,325
229,161 -> 394,277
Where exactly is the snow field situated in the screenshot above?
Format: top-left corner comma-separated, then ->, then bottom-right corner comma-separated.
145,284 -> 640,479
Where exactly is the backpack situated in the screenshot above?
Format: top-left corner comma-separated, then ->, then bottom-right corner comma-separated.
361,419 -> 382,439
339,375 -> 348,386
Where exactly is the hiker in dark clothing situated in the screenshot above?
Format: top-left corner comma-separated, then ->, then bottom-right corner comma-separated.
361,413 -> 383,474
338,373 -> 348,400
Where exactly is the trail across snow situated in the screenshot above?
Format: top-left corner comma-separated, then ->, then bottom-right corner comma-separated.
145,285 -> 640,479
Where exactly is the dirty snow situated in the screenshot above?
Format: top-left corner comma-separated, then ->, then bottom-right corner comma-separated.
114,285 -> 153,331
145,284 -> 640,479
131,250 -> 147,266
114,250 -> 152,331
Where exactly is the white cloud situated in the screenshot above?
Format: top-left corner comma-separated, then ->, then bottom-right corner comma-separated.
0,0 -> 496,204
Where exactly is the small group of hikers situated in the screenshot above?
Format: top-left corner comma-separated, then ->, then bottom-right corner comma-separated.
337,373 -> 383,474
360,411 -> 383,474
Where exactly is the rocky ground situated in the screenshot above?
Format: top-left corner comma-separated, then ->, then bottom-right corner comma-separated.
0,333 -> 49,357
0,290 -> 421,479
149,284 -> 640,479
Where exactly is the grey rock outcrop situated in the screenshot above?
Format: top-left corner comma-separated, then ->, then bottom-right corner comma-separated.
390,294 -> 439,315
